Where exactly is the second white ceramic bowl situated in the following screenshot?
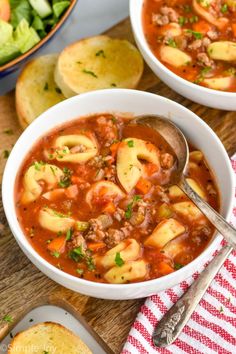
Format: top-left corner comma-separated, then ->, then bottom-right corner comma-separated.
130,0 -> 236,110
2,89 -> 235,299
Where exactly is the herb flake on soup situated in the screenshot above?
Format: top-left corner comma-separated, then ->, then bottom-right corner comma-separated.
15,114 -> 219,284
143,0 -> 236,92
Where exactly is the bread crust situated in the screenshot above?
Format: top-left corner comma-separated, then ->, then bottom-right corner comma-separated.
8,321 -> 92,354
16,54 -> 65,129
55,35 -> 144,98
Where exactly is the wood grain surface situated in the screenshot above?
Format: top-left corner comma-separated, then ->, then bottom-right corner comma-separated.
0,18 -> 236,354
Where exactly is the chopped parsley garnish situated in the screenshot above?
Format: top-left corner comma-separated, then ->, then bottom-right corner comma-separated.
82,69 -> 98,78
125,202 -> 133,219
86,256 -> 95,271
201,66 -> 212,76
174,263 -> 183,270
43,351 -> 49,354
34,161 -> 45,171
2,314 -> 13,323
195,66 -> 212,84
115,252 -> 124,267
125,195 -> 141,219
186,29 -> 203,39
167,38 -> 177,48
111,83 -> 117,87
3,150 -> 10,159
59,167 -> 72,188
66,228 -> 73,241
3,129 -> 13,135
44,82 -> 49,91
69,246 -> 96,271
29,318 -> 34,322
189,15 -> 198,23
55,87 -> 62,94
127,140 -> 134,147
111,116 -> 117,123
52,251 -> 60,258
52,210 -> 67,218
133,195 -> 141,202
76,268 -> 84,275
69,246 -> 84,262
50,166 -> 56,175
178,16 -> 188,26
95,49 -> 106,58
221,3 -> 228,13
183,4 -> 191,12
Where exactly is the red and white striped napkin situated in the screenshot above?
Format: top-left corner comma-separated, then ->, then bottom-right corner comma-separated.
122,156 -> 236,354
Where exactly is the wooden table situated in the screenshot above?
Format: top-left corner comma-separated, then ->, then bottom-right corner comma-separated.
0,18 -> 235,354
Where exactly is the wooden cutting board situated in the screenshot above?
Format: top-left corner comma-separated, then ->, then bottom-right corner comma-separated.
0,18 -> 236,354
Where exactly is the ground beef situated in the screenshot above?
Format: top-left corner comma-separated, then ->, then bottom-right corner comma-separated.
197,52 -> 215,67
104,229 -> 126,248
104,222 -> 133,248
85,214 -> 113,242
70,144 -> 87,153
160,6 -> 179,22
152,13 -> 169,26
95,116 -> 118,144
175,36 -> 188,50
71,232 -> 87,252
191,225 -> 211,244
78,182 -> 90,190
152,6 -> 179,26
207,30 -> 218,40
113,207 -> 125,222
160,153 -> 174,169
206,183 -> 217,195
188,37 -> 211,51
154,185 -> 169,203
89,155 -> 105,168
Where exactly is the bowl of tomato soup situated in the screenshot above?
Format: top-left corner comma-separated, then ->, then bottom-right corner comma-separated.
2,89 -> 234,299
130,0 -> 236,110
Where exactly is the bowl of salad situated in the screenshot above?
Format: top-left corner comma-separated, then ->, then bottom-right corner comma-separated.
0,0 -> 77,77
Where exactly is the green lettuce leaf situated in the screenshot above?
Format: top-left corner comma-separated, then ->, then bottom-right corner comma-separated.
0,19 -> 13,46
53,1 -> 70,18
10,0 -> 32,28
14,18 -> 40,53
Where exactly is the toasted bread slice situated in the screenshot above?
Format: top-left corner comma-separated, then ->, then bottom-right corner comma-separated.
8,321 -> 92,354
54,35 -> 144,97
16,54 -> 65,129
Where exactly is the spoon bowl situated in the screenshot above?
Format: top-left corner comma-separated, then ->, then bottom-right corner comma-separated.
130,114 -> 236,249
132,115 -> 189,185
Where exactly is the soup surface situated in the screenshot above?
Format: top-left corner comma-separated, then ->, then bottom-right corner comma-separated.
143,0 -> 236,91
15,114 -> 219,284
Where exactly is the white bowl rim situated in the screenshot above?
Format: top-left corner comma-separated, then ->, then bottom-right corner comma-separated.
2,88 -> 235,292
129,0 -> 236,98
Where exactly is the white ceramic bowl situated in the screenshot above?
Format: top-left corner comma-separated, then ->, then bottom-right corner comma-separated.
2,89 -> 235,300
130,0 -> 236,110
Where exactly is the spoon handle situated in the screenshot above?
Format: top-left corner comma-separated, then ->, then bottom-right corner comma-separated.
153,244 -> 232,347
178,177 -> 236,249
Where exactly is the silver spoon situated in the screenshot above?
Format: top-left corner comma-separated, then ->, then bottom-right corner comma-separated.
130,115 -> 235,347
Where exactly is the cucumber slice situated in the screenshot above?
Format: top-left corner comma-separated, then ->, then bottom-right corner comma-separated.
29,0 -> 52,18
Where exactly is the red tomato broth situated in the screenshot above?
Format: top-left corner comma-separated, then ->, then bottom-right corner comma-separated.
15,113 -> 219,284
143,0 -> 236,91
